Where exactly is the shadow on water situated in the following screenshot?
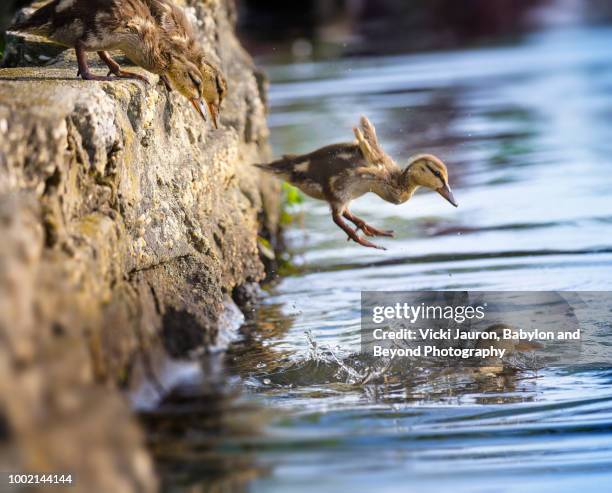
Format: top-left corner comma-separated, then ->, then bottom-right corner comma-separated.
145,26 -> 612,493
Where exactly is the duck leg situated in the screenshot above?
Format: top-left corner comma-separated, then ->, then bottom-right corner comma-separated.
98,51 -> 149,84
159,74 -> 173,92
343,210 -> 394,238
75,42 -> 114,81
332,209 -> 386,250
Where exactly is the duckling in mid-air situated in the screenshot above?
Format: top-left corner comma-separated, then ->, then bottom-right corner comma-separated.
10,0 -> 226,125
256,117 -> 458,250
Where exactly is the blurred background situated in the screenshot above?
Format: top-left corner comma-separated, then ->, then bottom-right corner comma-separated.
0,0 -> 29,52
237,0 -> 612,58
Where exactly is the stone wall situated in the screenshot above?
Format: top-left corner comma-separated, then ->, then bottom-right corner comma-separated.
0,1 -> 279,490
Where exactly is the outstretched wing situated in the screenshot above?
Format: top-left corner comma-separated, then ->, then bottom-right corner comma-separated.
353,116 -> 399,173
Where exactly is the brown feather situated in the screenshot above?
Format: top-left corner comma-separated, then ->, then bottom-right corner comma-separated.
353,116 -> 398,172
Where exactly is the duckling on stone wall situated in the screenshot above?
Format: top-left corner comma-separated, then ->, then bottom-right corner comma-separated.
255,116 -> 458,250
9,0 -> 226,125
147,0 -> 227,127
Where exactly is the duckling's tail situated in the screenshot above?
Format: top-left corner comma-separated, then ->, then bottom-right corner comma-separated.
254,154 -> 299,175
253,163 -> 277,174
253,162 -> 286,176
9,2 -> 58,36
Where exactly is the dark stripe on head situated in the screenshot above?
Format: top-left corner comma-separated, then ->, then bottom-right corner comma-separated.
425,164 -> 441,178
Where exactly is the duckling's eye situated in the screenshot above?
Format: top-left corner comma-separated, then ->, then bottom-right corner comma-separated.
189,73 -> 202,89
426,164 -> 442,179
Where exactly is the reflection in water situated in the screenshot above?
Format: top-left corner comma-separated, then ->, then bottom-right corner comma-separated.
140,355 -> 272,493
149,26 -> 612,493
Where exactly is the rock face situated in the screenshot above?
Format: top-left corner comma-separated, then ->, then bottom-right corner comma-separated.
0,1 -> 279,490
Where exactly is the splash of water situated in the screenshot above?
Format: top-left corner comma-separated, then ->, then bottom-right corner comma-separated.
305,330 -> 394,385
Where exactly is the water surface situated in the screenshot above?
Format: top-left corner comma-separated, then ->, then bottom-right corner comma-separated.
150,27 -> 612,492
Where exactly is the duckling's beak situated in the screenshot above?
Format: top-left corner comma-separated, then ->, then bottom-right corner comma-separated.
190,98 -> 207,122
437,183 -> 458,207
207,102 -> 219,129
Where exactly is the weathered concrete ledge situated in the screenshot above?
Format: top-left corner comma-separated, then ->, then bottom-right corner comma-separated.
0,1 -> 279,490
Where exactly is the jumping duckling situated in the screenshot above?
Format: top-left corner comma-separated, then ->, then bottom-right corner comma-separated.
256,116 -> 458,250
10,0 -> 226,125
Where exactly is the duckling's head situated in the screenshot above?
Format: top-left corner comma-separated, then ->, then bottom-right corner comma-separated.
405,154 -> 458,207
166,55 -> 211,123
195,59 -> 227,129
165,54 -> 227,128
